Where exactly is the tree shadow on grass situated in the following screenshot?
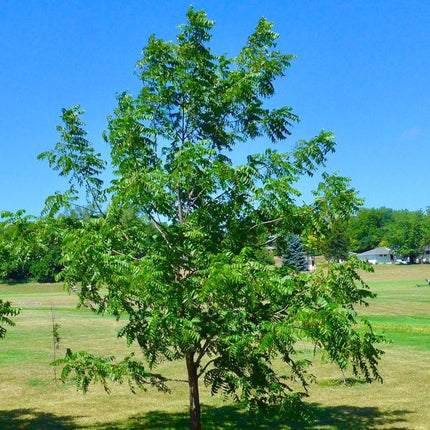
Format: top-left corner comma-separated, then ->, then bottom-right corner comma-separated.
0,409 -> 78,430
304,403 -> 410,430
101,403 -> 411,430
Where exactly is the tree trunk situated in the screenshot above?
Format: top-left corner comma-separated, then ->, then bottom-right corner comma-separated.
186,352 -> 202,430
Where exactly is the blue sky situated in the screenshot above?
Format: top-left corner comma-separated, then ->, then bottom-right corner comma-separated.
1,0 -> 429,215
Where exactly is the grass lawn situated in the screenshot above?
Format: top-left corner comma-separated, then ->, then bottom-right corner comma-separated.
0,265 -> 429,429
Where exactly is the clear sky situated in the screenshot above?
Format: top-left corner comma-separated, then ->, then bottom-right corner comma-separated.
1,0 -> 429,215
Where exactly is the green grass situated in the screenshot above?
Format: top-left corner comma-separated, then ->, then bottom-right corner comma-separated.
365,314 -> 430,329
0,264 -> 430,429
356,264 -> 430,353
28,379 -> 49,387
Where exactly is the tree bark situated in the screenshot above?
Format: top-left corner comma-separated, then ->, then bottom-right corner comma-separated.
186,352 -> 202,430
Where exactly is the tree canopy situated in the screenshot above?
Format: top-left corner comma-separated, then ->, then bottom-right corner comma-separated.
346,207 -> 430,262
347,207 -> 395,253
34,7 -> 383,429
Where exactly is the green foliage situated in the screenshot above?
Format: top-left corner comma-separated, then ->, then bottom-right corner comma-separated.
320,220 -> 350,263
386,210 -> 426,262
37,7 -> 383,429
0,299 -> 20,339
30,243 -> 62,283
0,210 -> 34,281
54,349 -> 169,394
347,207 -> 394,253
0,211 -> 65,283
38,106 -> 107,216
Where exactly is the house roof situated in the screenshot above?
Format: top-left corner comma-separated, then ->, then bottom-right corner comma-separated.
358,247 -> 392,256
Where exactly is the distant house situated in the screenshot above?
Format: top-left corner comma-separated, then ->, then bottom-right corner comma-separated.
357,247 -> 394,264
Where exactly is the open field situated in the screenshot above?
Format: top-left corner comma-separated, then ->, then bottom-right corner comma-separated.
0,265 -> 429,429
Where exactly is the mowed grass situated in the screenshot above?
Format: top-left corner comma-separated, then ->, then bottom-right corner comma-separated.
0,265 -> 429,429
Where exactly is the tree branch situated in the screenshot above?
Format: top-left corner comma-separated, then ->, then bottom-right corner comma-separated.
177,184 -> 184,224
143,208 -> 172,249
195,338 -> 213,367
111,249 -> 141,261
151,218 -> 172,249
197,357 -> 217,378
248,217 -> 284,231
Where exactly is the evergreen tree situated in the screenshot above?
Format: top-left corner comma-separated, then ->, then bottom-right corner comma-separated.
279,233 -> 307,270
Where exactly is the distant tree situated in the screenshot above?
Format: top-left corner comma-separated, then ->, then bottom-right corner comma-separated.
386,210 -> 426,263
348,208 -> 394,253
279,233 -> 307,271
29,241 -> 63,283
0,211 -> 64,283
321,220 -> 350,262
423,209 -> 430,250
0,210 -> 33,281
37,8 -> 383,430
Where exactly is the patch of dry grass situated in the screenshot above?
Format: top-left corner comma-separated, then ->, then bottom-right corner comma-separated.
306,346 -> 430,429
0,267 -> 429,429
357,262 -> 430,284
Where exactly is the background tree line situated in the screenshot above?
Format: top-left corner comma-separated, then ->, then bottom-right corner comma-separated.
319,207 -> 430,263
351,207 -> 430,252
2,206 -> 430,283
0,210 -> 86,283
